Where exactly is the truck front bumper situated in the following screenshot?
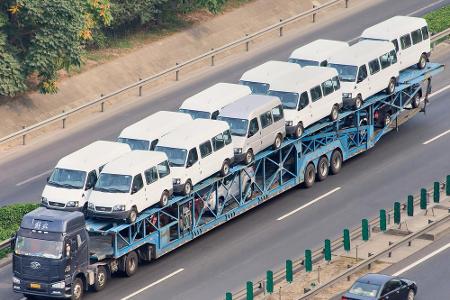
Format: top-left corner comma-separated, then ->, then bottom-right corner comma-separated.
13,279 -> 72,298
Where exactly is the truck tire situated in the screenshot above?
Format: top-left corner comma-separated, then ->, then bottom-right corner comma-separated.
159,190 -> 169,207
303,163 -> 316,188
125,251 -> 138,277
316,156 -> 329,181
71,277 -> 83,300
127,207 -> 138,224
330,150 -> 343,175
93,266 -> 108,292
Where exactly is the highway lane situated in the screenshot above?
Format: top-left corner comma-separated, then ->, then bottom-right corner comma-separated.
0,0 -> 449,205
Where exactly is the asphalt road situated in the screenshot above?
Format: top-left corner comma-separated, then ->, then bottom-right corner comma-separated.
0,0 -> 449,299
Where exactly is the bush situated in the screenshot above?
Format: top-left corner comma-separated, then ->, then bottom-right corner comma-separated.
424,4 -> 450,33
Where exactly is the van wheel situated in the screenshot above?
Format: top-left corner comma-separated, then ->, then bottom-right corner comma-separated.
273,134 -> 282,149
294,123 -> 304,138
183,180 -> 193,195
330,149 -> 343,175
71,277 -> 83,300
330,105 -> 339,121
386,77 -> 396,94
407,289 -> 415,300
303,163 -> 316,188
93,266 -> 108,292
354,95 -> 363,109
244,149 -> 254,165
127,207 -> 138,224
160,190 -> 170,207
411,92 -> 421,108
417,53 -> 427,69
316,156 -> 329,181
125,251 -> 138,277
220,160 -> 230,176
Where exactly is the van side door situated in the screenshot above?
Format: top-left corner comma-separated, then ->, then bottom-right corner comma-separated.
259,110 -> 274,149
131,174 -> 145,212
309,85 -> 323,124
186,147 -> 201,184
199,140 -> 215,178
157,160 -> 172,196
271,105 -> 285,137
247,117 -> 261,154
144,166 -> 159,206
399,33 -> 413,68
356,64 -> 369,99
321,78 -> 335,119
84,170 -> 98,206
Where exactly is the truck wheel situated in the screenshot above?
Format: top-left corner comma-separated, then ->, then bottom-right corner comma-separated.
316,156 -> 329,181
127,207 -> 137,224
220,160 -> 230,176
93,266 -> 108,292
417,53 -> 427,69
330,105 -> 339,121
354,95 -> 363,110
330,150 -> 343,175
244,149 -> 254,165
303,163 -> 316,188
183,180 -> 193,195
411,92 -> 421,108
294,123 -> 304,138
71,277 -> 83,300
273,134 -> 282,149
125,251 -> 138,277
159,190 -> 169,207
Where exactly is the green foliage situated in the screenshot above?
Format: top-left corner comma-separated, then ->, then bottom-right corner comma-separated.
424,4 -> 450,33
0,203 -> 39,241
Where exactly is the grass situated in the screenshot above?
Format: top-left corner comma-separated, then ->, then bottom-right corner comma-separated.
424,4 -> 450,33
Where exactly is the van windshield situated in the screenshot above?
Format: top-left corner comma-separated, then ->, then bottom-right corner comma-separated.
217,116 -> 248,137
288,58 -> 319,67
154,146 -> 187,167
179,109 -> 211,120
240,80 -> 269,94
268,90 -> 299,109
48,168 -> 86,189
117,137 -> 149,150
94,173 -> 131,193
15,236 -> 63,259
328,64 -> 357,82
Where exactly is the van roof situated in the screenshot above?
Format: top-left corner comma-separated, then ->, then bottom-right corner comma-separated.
328,40 -> 395,66
361,16 -> 428,41
289,39 -> 349,61
157,119 -> 229,149
118,111 -> 192,141
269,66 -> 338,93
219,94 -> 282,119
57,141 -> 131,171
179,83 -> 251,113
101,150 -> 168,176
240,61 -> 301,84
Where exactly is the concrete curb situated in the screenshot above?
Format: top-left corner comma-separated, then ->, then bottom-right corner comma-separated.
0,254 -> 12,269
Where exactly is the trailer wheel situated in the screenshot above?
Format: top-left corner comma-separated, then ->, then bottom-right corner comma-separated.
273,134 -> 282,149
93,266 -> 108,292
127,207 -> 138,224
330,150 -> 343,175
71,277 -> 84,300
303,163 -> 316,188
386,77 -> 396,94
411,92 -> 421,108
125,251 -> 139,277
159,190 -> 170,207
417,53 -> 427,69
316,156 -> 329,182
330,105 -> 339,121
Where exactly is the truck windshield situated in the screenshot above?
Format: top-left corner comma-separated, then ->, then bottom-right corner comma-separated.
94,173 -> 132,193
328,64 -> 357,82
217,116 -> 248,137
154,146 -> 187,167
268,90 -> 299,109
117,137 -> 149,150
178,109 -> 211,120
48,168 -> 86,189
15,236 -> 63,259
288,58 -> 319,67
240,80 -> 269,94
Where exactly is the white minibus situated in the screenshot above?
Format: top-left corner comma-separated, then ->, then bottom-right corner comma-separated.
288,39 -> 349,67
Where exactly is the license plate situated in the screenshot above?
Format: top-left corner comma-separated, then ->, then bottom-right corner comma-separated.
30,283 -> 41,289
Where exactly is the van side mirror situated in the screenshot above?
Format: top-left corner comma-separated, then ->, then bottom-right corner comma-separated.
46,176 -> 50,182
357,76 -> 364,83
131,186 -> 138,194
186,160 -> 193,168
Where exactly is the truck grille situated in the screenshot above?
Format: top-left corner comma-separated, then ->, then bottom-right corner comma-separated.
95,206 -> 112,212
49,201 -> 65,207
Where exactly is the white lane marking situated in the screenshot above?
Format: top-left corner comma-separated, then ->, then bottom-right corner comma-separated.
120,268 -> 184,300
16,169 -> 52,187
429,84 -> 450,99
407,0 -> 445,16
422,129 -> 450,145
277,187 -> 341,221
392,242 -> 450,276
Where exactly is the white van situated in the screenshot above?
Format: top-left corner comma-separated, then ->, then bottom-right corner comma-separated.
328,40 -> 400,109
361,16 -> 431,70
117,111 -> 192,150
88,151 -> 172,223
179,83 -> 251,120
239,61 -> 301,94
41,141 -> 131,212
288,39 -> 350,67
155,119 -> 235,195
218,95 -> 286,164
267,66 -> 342,137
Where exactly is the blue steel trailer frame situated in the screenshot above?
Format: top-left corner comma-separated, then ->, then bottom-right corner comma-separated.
86,63 -> 444,261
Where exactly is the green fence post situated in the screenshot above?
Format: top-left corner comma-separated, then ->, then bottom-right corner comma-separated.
324,239 -> 331,262
407,195 -> 414,216
394,202 -> 401,224
225,292 -> 232,300
379,209 -> 387,231
305,249 -> 312,272
433,182 -> 440,203
286,260 -> 293,283
362,219 -> 369,241
266,271 -> 273,294
246,281 -> 253,300
343,229 -> 350,252
420,188 -> 427,210
446,175 -> 450,196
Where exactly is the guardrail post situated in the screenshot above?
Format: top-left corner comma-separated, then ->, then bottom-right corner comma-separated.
22,126 -> 26,145
279,19 -> 283,37
246,281 -> 253,300
407,195 -> 414,216
175,63 -> 180,81
433,181 -> 440,203
62,110 -> 66,129
420,188 -> 427,210
324,239 -> 331,262
286,259 -> 293,283
225,291 -> 232,300
211,49 -> 215,66
245,34 -> 249,52
380,209 -> 387,231
343,229 -> 350,252
266,270 -> 273,294
362,219 -> 369,241
394,202 -> 401,224
138,78 -> 142,96
100,94 -> 104,112
345,0 -> 349,8
446,175 -> 450,196
312,5 -> 317,23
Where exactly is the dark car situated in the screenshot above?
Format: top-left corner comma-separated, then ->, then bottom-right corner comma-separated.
342,273 -> 417,300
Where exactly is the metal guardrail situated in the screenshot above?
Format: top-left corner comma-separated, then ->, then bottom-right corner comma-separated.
0,239 -> 11,252
431,27 -> 450,45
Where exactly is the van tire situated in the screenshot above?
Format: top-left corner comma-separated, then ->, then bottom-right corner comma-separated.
220,160 -> 231,176
303,163 -> 316,188
330,150 -> 343,175
417,53 -> 427,69
159,190 -> 170,207
71,277 -> 83,300
124,251 -> 138,277
127,207 -> 138,224
411,92 -> 421,108
273,134 -> 282,149
386,77 -> 396,94
330,105 -> 339,121
354,95 -> 363,110
316,156 -> 329,181
294,123 -> 304,138
183,180 -> 193,195
93,266 -> 108,292
244,149 -> 254,165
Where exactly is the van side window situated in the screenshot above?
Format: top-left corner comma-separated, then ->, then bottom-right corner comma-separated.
310,85 -> 322,102
212,133 -> 225,151
379,53 -> 391,69
332,76 -> 340,91
369,59 -> 381,75
211,111 -> 219,120
144,167 -> 158,184
298,92 -> 309,110
150,139 -> 159,150
321,79 -> 334,96
357,65 -> 368,82
272,105 -> 283,122
132,174 -> 144,192
248,118 -> 259,137
260,111 -> 273,128
86,170 -> 97,189
389,50 -> 398,64
400,34 -> 412,49
421,26 -> 429,40
391,39 -> 399,52
187,148 -> 198,167
199,141 -> 213,158
411,29 -> 423,45
157,161 -> 170,178
223,130 -> 232,145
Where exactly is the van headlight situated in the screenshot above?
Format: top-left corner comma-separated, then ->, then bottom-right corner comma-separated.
12,276 -> 20,284
173,178 -> 181,185
41,197 -> 48,204
51,281 -> 65,289
234,148 -> 243,154
113,204 -> 126,211
285,120 -> 293,126
66,201 -> 79,207
342,93 -> 352,99
88,202 -> 95,209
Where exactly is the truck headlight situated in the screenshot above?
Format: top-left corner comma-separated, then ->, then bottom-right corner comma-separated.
234,148 -> 243,154
342,93 -> 352,99
51,281 -> 65,289
285,120 -> 293,126
12,276 -> 20,284
173,178 -> 181,185
66,201 -> 79,207
88,202 -> 95,209
41,197 -> 48,204
113,204 -> 126,211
